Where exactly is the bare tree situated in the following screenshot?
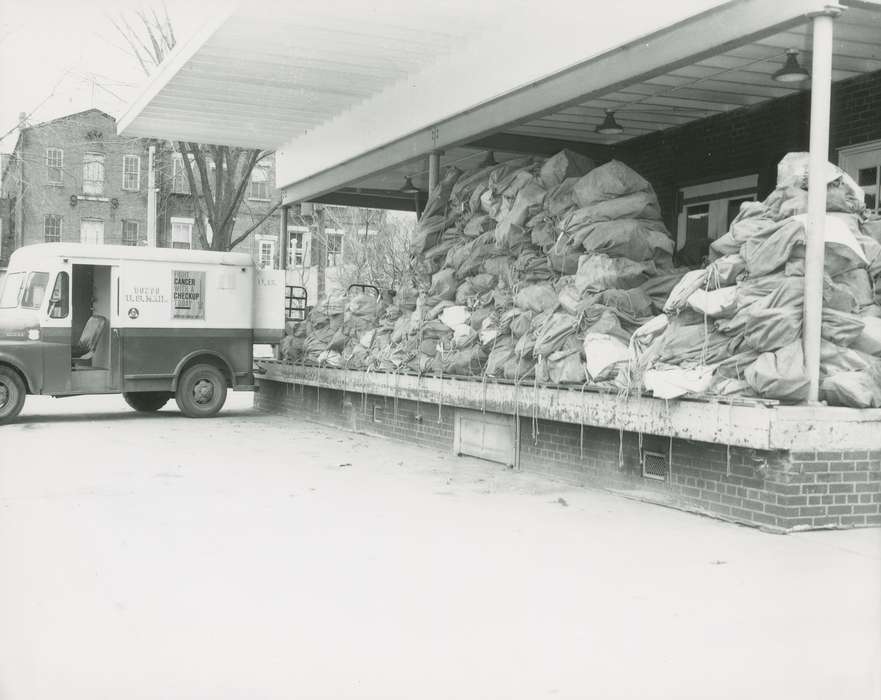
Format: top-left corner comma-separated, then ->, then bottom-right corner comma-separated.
111,5 -> 280,251
323,207 -> 414,293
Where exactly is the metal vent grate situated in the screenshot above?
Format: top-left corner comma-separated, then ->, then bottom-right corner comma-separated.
642,451 -> 668,481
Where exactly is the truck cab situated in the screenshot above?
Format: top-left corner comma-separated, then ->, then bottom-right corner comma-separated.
0,243 -> 284,424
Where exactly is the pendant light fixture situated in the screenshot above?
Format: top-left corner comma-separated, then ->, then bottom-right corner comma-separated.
400,175 -> 419,194
773,49 -> 810,83
596,109 -> 624,135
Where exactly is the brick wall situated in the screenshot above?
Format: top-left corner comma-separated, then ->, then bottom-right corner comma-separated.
256,378 -> 881,532
615,70 -> 881,232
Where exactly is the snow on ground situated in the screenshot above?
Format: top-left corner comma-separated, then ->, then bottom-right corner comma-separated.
0,393 -> 879,700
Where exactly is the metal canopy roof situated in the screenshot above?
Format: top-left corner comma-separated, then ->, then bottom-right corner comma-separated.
118,0 -> 517,150
118,0 -> 881,208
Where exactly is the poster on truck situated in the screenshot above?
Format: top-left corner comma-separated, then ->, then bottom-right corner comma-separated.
172,270 -> 205,319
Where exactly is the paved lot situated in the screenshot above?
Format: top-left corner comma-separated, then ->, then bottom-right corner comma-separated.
1,393 -> 879,700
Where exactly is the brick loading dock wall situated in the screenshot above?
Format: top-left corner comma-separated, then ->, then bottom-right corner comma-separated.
256,379 -> 881,533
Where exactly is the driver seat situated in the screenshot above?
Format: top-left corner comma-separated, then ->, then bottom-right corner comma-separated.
71,315 -> 107,365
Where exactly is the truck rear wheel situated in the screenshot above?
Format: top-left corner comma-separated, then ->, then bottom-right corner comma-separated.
175,364 -> 228,418
124,391 -> 172,413
0,367 -> 26,425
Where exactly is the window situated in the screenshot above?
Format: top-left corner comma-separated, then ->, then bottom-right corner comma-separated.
0,272 -> 24,308
44,215 -> 62,243
83,153 -> 105,195
122,155 -> 140,191
326,229 -> 344,267
257,238 -> 276,269
122,220 -> 140,246
839,140 -> 881,216
676,175 -> 758,266
20,271 -> 49,309
46,148 -> 63,184
80,219 -> 104,245
48,271 -> 69,319
170,217 -> 193,249
171,153 -> 195,194
249,165 -> 270,201
287,225 -> 308,266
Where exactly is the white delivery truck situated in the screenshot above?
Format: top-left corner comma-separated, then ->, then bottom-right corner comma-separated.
0,243 -> 285,423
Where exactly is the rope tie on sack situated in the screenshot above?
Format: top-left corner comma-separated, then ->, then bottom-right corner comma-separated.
437,366 -> 444,424
531,368 -> 540,446
362,367 -> 369,416
579,380 -> 591,460
699,265 -> 721,367
393,367 -> 400,423
638,429 -> 644,471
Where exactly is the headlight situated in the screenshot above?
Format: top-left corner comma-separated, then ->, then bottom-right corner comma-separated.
27,328 -> 40,341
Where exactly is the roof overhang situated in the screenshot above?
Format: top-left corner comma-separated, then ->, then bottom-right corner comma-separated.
119,0 -> 881,208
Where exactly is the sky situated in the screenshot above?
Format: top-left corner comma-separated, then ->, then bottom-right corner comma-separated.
0,0 -> 207,152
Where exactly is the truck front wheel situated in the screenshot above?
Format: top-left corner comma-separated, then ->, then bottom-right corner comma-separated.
0,367 -> 26,425
175,364 -> 228,418
124,391 -> 172,413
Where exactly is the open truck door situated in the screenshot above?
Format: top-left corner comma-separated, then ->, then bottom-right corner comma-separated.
253,269 -> 286,344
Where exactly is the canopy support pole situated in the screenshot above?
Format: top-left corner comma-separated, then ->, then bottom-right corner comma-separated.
428,151 -> 441,195
803,6 -> 841,403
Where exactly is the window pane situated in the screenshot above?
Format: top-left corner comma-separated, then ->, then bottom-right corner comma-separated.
49,272 -> 69,319
123,221 -> 139,246
857,166 -> 878,187
726,196 -> 754,228
172,154 -> 193,194
866,193 -> 878,211
0,272 -> 25,308
47,148 -> 63,183
123,155 -> 139,190
83,153 -> 105,195
21,271 -> 50,309
327,233 -> 343,266
171,220 -> 192,248
44,215 -> 62,242
288,232 -> 304,266
680,203 -> 710,266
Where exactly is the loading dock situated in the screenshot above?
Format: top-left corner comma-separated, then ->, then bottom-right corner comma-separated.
119,0 -> 881,530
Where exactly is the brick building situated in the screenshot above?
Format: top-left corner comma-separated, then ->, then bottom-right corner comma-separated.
0,109 -> 286,273
1,110 -> 151,263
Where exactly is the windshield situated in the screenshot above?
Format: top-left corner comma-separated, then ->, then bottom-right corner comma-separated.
19,272 -> 50,310
0,272 -> 25,308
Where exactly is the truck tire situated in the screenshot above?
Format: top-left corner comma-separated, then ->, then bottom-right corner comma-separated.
124,391 -> 172,413
0,367 -> 26,425
175,364 -> 228,418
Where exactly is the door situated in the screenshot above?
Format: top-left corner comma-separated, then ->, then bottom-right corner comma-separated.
253,269 -> 285,343
839,141 -> 881,216
40,269 -> 73,393
80,219 -> 104,245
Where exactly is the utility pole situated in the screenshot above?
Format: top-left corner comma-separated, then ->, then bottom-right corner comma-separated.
315,204 -> 326,301
146,145 -> 157,246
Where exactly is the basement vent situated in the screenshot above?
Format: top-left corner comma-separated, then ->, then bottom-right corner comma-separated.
642,450 -> 668,481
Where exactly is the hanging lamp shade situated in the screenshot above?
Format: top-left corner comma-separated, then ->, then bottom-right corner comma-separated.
773,49 -> 810,83
400,176 -> 419,194
596,110 -> 623,135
